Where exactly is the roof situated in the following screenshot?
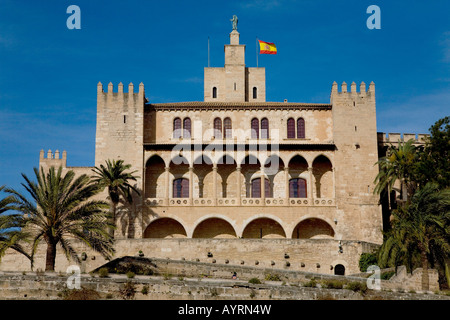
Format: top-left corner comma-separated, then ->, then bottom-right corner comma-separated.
146,101 -> 332,111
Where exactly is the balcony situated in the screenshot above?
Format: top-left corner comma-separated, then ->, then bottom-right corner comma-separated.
144,197 -> 335,207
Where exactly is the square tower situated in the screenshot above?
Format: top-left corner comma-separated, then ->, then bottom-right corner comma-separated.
204,30 -> 266,102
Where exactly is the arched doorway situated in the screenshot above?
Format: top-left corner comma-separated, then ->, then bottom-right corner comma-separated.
334,264 -> 345,275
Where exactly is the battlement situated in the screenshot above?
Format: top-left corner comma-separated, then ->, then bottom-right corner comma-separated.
331,81 -> 375,95
96,81 -> 145,112
39,149 -> 67,169
97,81 -> 144,94
377,132 -> 429,145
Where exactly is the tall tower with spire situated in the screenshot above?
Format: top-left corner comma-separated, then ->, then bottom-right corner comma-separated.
204,26 -> 266,102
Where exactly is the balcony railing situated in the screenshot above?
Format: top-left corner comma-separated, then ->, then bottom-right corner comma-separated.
144,197 -> 335,207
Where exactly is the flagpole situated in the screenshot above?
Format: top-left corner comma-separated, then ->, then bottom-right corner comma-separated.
256,36 -> 258,68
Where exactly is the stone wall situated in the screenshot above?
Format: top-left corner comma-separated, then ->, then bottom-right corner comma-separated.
0,270 -> 446,300
0,238 -> 378,276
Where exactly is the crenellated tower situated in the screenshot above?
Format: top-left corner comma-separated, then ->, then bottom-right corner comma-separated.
39,149 -> 67,171
330,81 -> 382,244
95,81 -> 145,192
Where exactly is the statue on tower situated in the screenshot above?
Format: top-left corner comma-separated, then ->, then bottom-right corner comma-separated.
230,15 -> 238,31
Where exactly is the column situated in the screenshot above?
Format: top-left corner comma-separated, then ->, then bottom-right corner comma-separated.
308,167 -> 314,205
236,166 -> 242,204
164,166 -> 170,205
213,164 -> 218,205
260,167 -> 265,205
284,167 -> 290,205
331,167 -> 336,199
189,166 -> 194,204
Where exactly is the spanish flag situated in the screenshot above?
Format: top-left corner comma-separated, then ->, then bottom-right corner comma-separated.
259,40 -> 277,54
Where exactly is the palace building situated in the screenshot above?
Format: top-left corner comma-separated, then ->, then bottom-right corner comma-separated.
11,27 -> 427,276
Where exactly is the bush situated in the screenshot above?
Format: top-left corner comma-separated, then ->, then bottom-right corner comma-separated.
346,281 -> 368,293
381,270 -> 395,280
303,279 -> 317,288
119,281 -> 136,300
265,273 -> 281,281
62,287 -> 101,300
359,253 -> 378,272
323,279 -> 344,289
141,285 -> 149,295
126,271 -> 135,279
248,277 -> 261,284
98,267 -> 109,278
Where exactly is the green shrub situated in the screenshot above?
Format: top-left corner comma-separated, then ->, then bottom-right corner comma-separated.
126,271 -> 135,279
303,279 -> 317,288
323,279 -> 344,289
141,285 -> 149,295
264,273 -> 281,281
119,281 -> 136,300
346,281 -> 368,293
359,253 -> 378,272
248,277 -> 261,284
62,287 -> 101,300
381,270 -> 395,280
98,268 -> 109,278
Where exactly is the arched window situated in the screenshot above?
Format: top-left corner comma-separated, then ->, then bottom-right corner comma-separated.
297,118 -> 305,139
183,117 -> 191,138
287,118 -> 295,139
251,118 -> 259,139
253,87 -> 257,99
289,178 -> 307,198
214,117 -> 222,139
173,117 -> 182,138
261,118 -> 269,139
212,87 -> 217,99
173,178 -> 189,198
251,178 -> 271,198
224,117 -> 232,139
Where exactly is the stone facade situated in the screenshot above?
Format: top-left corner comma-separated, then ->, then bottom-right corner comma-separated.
0,28 -> 430,277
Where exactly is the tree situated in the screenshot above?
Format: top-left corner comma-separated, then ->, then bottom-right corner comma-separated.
0,186 -> 31,263
91,160 -> 140,237
417,116 -> 450,190
374,138 -> 420,205
378,183 -> 450,291
6,167 -> 115,271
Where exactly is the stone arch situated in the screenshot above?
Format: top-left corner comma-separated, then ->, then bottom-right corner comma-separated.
242,217 -> 286,239
331,259 -> 349,275
145,154 -> 166,198
312,155 -> 333,198
143,217 -> 187,238
192,217 -> 237,238
291,218 -> 335,239
263,154 -> 284,176
216,155 -> 237,198
241,155 -> 261,198
288,154 -> 309,172
193,154 -> 213,198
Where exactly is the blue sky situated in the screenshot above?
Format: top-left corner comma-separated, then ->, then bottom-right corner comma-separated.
0,0 -> 449,190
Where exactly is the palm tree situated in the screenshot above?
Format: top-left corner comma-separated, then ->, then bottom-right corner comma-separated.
378,183 -> 450,291
0,186 -> 31,263
6,167 -> 115,271
374,139 -> 419,206
91,159 -> 140,237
